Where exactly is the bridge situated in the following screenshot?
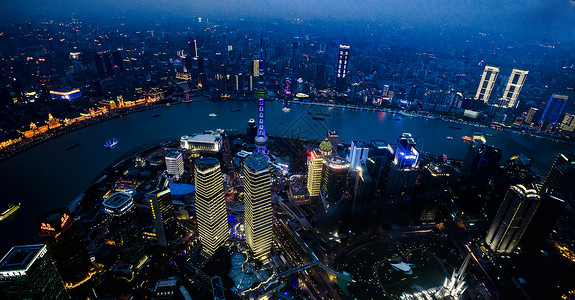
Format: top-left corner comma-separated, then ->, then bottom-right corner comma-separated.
279,260 -> 354,282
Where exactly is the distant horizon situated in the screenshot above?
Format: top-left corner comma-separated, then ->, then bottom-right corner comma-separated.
2,0 -> 575,42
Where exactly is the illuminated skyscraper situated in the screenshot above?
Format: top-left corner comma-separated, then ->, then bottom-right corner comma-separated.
147,189 -> 175,247
539,94 -> 568,132
243,152 -> 272,260
36,207 -> 92,287
385,133 -> 419,214
485,185 -> 540,254
475,65 -> 499,103
0,244 -> 69,299
335,45 -> 350,92
254,36 -> 269,153
349,141 -> 369,170
523,153 -> 575,251
501,68 -> 528,108
307,149 -> 324,198
189,39 -> 198,58
165,151 -> 184,180
195,157 -> 228,256
103,192 -> 145,265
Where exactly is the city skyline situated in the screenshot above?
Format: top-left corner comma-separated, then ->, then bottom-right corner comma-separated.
1,2 -> 575,299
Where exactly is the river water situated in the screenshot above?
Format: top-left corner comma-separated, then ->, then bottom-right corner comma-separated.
0,99 -> 571,253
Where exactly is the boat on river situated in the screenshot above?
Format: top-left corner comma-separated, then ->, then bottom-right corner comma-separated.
0,203 -> 20,221
104,138 -> 119,149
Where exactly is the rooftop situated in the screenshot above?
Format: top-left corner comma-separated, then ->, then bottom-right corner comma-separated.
165,151 -> 182,159
0,244 -> 46,275
102,192 -> 132,210
245,152 -> 270,173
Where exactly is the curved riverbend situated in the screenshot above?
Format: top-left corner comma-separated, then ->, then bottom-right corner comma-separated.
0,99 -> 571,253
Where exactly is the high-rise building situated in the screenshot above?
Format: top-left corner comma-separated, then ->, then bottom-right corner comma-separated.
467,144 -> 502,182
319,156 -> 350,234
188,39 -> 198,58
243,152 -> 272,260
102,192 -> 145,265
419,162 -> 451,224
103,52 -> 114,76
320,156 -> 350,205
335,45 -> 350,92
307,149 -> 324,198
11,77 -> 26,103
165,151 -> 184,180
367,140 -> 394,201
246,119 -> 257,143
539,94 -> 568,132
385,133 -> 420,214
485,185 -> 540,254
474,65 -> 499,103
195,157 -> 228,256
0,244 -> 69,299
112,51 -> 124,72
349,141 -> 369,170
36,207 -> 92,286
147,189 -> 175,247
525,107 -> 540,125
559,113 -> 575,133
94,54 -> 105,75
352,163 -> 372,217
500,68 -> 528,109
523,153 -> 575,252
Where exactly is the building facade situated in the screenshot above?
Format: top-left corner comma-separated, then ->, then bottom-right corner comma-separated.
195,157 -> 228,256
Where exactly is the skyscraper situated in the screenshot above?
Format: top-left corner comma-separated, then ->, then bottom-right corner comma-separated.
36,207 -> 92,286
319,156 -> 350,234
320,156 -> 350,205
189,39 -> 198,58
485,185 -> 540,254
539,94 -> 568,132
103,52 -> 114,76
112,51 -> 124,72
147,189 -> 175,247
254,36 -> 268,153
165,151 -> 184,180
94,54 -> 105,75
335,45 -> 350,92
307,149 -> 324,198
102,192 -> 145,265
475,65 -> 499,103
195,157 -> 228,256
243,152 -> 272,260
419,162 -> 451,224
522,153 -> 575,251
349,141 -> 369,170
385,133 -> 420,214
0,245 -> 69,299
352,163 -> 372,217
467,144 -> 502,182
500,68 -> 528,109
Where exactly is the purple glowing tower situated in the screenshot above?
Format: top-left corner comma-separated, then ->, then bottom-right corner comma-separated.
254,35 -> 268,153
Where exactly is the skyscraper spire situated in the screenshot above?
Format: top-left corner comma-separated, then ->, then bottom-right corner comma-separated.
254,33 -> 268,153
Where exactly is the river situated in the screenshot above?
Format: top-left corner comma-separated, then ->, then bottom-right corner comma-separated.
0,99 -> 571,254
